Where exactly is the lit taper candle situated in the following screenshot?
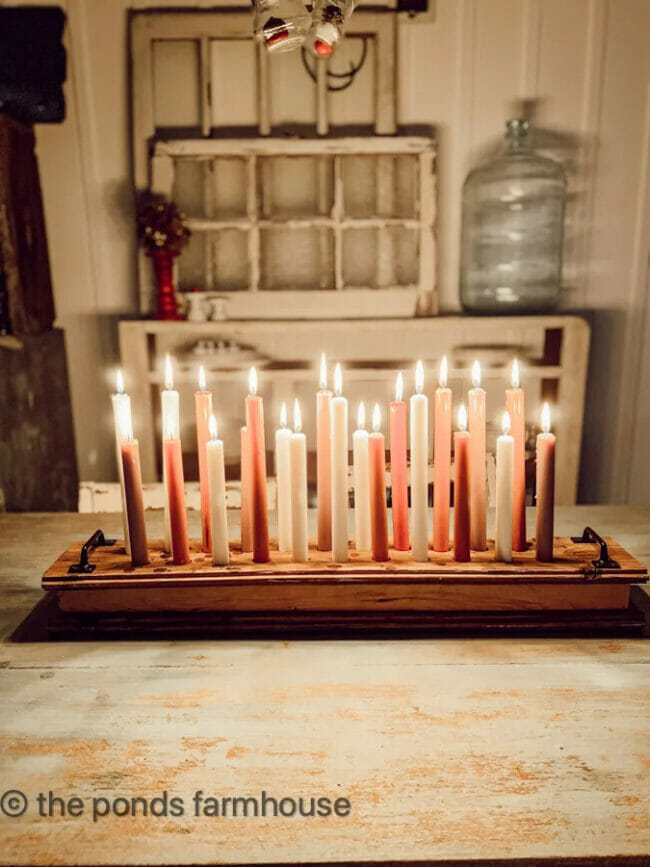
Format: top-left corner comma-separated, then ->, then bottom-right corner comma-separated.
369,403 -> 389,562
330,363 -> 349,562
453,404 -> 471,563
410,360 -> 429,562
535,403 -> 555,562
433,355 -> 452,552
245,367 -> 270,563
390,371 -> 409,551
290,399 -> 309,562
468,360 -> 487,551
505,359 -> 526,551
117,394 -> 148,567
111,369 -> 131,556
352,402 -> 371,551
275,402 -> 292,553
206,414 -> 229,566
161,354 -> 179,554
194,365 -> 213,553
317,353 -> 332,551
495,411 -> 514,563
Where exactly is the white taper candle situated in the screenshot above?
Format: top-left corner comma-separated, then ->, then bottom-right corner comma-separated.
495,411 -> 514,563
352,402 -> 371,551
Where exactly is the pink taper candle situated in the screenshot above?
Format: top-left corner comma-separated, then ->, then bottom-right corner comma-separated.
505,359 -> 527,551
194,365 -> 213,553
468,360 -> 487,551
535,403 -> 555,562
317,353 -> 332,551
389,371 -> 409,551
433,356 -> 452,552
453,404 -> 471,562
245,367 -> 270,563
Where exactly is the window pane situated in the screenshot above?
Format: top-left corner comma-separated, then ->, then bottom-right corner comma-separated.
260,156 -> 333,218
153,40 -> 200,129
261,227 -> 334,290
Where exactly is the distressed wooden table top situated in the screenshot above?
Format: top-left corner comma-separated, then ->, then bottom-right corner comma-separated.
0,506 -> 649,865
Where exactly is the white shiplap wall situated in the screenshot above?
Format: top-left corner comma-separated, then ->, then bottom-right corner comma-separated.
20,0 -> 650,504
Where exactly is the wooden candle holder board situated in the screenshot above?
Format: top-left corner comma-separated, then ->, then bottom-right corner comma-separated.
41,532 -> 649,637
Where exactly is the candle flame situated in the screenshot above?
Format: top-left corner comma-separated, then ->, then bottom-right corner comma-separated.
541,402 -> 551,434
198,365 -> 207,392
319,352 -> 327,390
280,401 -> 287,429
395,370 -> 403,402
415,360 -> 424,395
294,398 -> 302,433
249,366 -> 257,396
117,398 -> 133,442
116,369 -> 125,395
357,401 -> 366,430
472,360 -> 481,389
334,363 -> 342,397
372,403 -> 381,433
164,354 -> 174,391
439,356 -> 448,388
458,404 -> 467,432
502,411 -> 511,436
208,413 -> 218,441
511,358 -> 520,389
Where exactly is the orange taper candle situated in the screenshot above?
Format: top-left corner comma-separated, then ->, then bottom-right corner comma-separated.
240,425 -> 253,553
317,353 -> 332,551
194,365 -> 213,553
453,404 -> 471,563
245,367 -> 270,563
389,371 -> 409,551
535,403 -> 555,562
163,435 -> 190,565
369,404 -> 389,562
433,356 -> 452,552
468,360 -> 487,551
505,359 -> 527,551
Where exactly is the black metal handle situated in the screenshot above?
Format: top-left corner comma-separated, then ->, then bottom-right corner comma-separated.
570,526 -> 620,570
68,529 -> 116,575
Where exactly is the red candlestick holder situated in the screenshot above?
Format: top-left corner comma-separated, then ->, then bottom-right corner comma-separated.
150,249 -> 183,321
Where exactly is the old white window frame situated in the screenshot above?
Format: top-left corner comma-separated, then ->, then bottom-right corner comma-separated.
130,8 -> 437,317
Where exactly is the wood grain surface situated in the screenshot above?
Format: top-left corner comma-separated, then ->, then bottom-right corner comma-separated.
1,507 -> 649,865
